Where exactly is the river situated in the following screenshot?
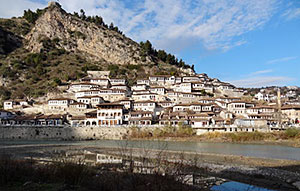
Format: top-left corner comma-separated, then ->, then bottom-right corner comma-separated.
1,139 -> 300,161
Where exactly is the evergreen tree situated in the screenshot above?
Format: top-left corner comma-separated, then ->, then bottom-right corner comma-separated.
80,9 -> 86,20
109,22 -> 114,30
73,12 -> 79,18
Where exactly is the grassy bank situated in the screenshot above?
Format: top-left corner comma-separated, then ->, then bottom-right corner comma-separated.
129,127 -> 300,147
0,155 -> 200,191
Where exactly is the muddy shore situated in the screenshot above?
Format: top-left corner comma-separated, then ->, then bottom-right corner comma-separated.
128,136 -> 300,148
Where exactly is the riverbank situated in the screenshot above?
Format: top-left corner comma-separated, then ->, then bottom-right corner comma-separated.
1,141 -> 300,190
0,154 -> 201,191
129,127 -> 300,147
1,126 -> 300,148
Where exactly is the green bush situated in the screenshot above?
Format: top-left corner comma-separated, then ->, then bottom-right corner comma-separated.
285,128 -> 300,138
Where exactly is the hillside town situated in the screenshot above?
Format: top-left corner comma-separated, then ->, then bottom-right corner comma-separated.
1,71 -> 299,134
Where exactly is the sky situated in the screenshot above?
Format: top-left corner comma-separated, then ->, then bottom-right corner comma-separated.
0,0 -> 299,88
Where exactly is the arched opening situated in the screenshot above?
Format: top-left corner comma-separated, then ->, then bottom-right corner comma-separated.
92,121 -> 97,126
86,121 -> 91,126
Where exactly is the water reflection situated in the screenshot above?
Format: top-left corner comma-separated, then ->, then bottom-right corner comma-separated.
1,139 -> 300,160
211,181 -> 277,191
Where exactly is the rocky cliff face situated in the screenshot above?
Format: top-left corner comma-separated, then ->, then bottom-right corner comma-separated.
25,2 -> 151,65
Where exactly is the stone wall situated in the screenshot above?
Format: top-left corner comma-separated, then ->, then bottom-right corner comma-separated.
0,126 -> 131,140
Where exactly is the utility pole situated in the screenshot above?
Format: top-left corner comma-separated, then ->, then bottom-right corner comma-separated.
277,88 -> 282,129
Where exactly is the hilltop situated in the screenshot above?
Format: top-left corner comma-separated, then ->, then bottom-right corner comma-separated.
0,2 -> 194,102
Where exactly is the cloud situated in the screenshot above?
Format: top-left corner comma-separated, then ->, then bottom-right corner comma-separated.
282,7 -> 300,20
123,0 -> 278,51
230,76 -> 294,88
249,69 -> 273,76
3,0 -> 276,53
0,0 -> 46,18
266,56 -> 297,64
0,0 -> 279,52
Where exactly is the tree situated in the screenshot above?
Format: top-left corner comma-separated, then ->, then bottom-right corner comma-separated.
191,64 -> 195,71
23,9 -> 38,23
178,59 -> 184,67
157,50 -> 167,62
94,16 -> 103,26
73,12 -> 79,18
109,22 -> 114,30
144,40 -> 153,55
166,54 -> 175,65
80,9 -> 86,20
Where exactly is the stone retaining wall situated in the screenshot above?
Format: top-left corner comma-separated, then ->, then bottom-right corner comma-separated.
0,126 -> 131,140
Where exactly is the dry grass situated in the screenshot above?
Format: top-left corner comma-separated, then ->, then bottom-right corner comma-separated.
198,128 -> 300,143
130,126 -> 195,139
130,127 -> 300,147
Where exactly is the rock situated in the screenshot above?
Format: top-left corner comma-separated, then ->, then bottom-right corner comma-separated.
215,181 -> 222,186
293,181 -> 300,190
25,3 -> 152,66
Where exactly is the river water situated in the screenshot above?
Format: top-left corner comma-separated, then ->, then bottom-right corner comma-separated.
1,139 -> 300,161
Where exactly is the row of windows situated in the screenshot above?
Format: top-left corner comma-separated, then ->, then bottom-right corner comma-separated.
49,101 -> 68,104
234,110 -> 244,114
98,112 -> 122,117
231,104 -> 245,108
134,103 -> 154,106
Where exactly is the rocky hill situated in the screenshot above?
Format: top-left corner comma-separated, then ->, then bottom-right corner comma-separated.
26,2 -> 148,65
0,2 -> 194,103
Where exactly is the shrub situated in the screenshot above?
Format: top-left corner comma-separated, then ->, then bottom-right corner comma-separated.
53,159 -> 90,185
53,78 -> 62,86
284,128 -> 300,138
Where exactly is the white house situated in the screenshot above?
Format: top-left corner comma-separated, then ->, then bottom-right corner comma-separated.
254,92 -> 271,102
227,101 -> 255,116
3,100 -> 29,110
69,83 -> 99,92
149,75 -> 169,85
90,78 -> 110,87
173,104 -> 191,112
115,99 -> 133,110
97,103 -> 124,126
69,102 -> 88,111
149,86 -> 165,95
173,82 -> 192,93
133,101 -> 157,113
77,97 -> 92,105
132,93 -> 160,102
137,79 -> 150,85
48,98 -> 74,110
90,96 -> 105,107
132,84 -> 148,91
165,76 -> 176,85
129,111 -> 153,126
3,100 -> 14,110
158,101 -> 174,108
110,78 -> 127,85
182,76 -> 200,83
111,85 -> 130,94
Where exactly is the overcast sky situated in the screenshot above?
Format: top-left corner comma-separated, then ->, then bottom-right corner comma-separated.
0,0 -> 299,88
